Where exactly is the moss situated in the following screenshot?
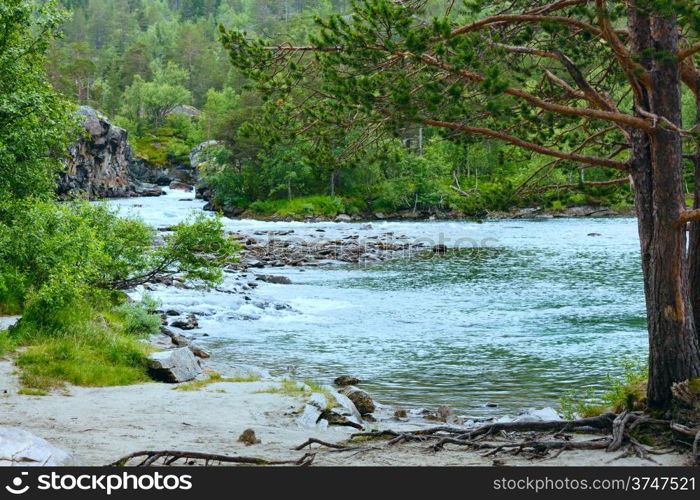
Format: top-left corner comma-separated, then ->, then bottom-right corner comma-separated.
133,131 -> 193,167
687,377 -> 700,393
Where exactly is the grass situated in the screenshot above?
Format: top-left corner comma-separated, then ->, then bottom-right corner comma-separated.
173,372 -> 260,391
5,300 -> 162,392
559,358 -> 648,418
248,196 -> 367,218
255,379 -> 335,408
15,331 -> 152,390
17,388 -> 48,396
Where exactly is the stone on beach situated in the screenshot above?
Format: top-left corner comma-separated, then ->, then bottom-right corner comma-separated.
342,386 -> 376,415
148,348 -> 202,383
0,427 -> 72,466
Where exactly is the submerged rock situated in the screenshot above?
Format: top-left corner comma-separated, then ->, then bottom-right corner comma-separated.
170,314 -> 199,330
169,181 -> 193,192
334,375 -> 361,387
255,275 -> 292,285
148,348 -> 202,383
0,427 -> 72,466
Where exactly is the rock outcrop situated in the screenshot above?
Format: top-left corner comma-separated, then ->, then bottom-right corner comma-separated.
57,106 -> 164,199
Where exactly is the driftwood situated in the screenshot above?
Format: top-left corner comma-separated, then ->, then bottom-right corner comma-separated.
108,450 -> 315,467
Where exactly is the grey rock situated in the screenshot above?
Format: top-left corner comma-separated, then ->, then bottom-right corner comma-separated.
255,275 -> 292,285
58,106 -> 144,200
341,386 -> 376,415
335,214 -> 352,222
297,404 -> 323,428
169,181 -> 193,192
324,385 -> 362,422
334,375 -> 361,387
307,393 -> 328,410
148,348 -> 202,383
0,427 -> 72,466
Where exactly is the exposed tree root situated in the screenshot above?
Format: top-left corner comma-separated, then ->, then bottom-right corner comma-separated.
345,411 -> 696,463
109,412 -> 700,466
108,451 -> 316,467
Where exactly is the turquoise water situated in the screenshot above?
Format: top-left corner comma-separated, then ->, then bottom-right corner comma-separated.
110,192 -> 647,416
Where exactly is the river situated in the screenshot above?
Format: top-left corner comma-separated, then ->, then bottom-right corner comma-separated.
108,189 -> 647,417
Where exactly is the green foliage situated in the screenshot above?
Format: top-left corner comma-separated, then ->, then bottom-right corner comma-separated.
113,299 -> 162,336
0,200 -> 236,333
119,62 -> 192,133
248,195 -> 356,217
0,0 -> 75,202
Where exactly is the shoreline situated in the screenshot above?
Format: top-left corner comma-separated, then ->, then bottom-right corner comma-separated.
0,355 -> 690,466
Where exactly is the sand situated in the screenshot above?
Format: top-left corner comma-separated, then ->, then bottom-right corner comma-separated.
0,356 -> 691,467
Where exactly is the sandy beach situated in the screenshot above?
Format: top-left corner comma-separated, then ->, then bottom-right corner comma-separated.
0,355 -> 691,467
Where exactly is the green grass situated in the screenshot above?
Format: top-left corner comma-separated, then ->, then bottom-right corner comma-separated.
248,196 -> 367,218
15,331 -> 152,390
5,299 -> 162,391
559,358 -> 647,418
17,388 -> 48,396
174,372 -> 260,391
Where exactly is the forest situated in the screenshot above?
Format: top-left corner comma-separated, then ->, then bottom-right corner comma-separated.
46,0 -> 665,217
2,0 -> 700,470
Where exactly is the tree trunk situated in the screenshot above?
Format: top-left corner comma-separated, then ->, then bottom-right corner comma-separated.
688,73 -> 700,343
629,9 -> 700,408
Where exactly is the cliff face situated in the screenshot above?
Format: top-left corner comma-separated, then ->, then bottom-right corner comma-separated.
57,106 -> 162,199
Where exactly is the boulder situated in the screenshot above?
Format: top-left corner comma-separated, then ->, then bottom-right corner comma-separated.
335,214 -> 352,222
307,393 -> 328,410
334,375 -> 361,387
0,427 -> 72,466
170,314 -> 199,330
341,386 -> 376,415
169,181 -> 194,192
297,404 -> 323,428
255,275 -> 292,285
167,104 -> 202,119
148,348 -> 202,383
324,386 -> 363,422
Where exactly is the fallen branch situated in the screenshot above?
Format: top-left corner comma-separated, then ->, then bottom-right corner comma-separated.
108,450 -> 315,467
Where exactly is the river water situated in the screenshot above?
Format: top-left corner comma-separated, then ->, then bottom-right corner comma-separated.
108,190 -> 647,417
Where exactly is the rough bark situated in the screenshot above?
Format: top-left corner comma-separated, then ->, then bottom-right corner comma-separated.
689,72 -> 700,343
629,9 -> 700,407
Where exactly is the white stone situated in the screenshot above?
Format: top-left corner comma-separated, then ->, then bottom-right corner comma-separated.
0,427 -> 72,466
